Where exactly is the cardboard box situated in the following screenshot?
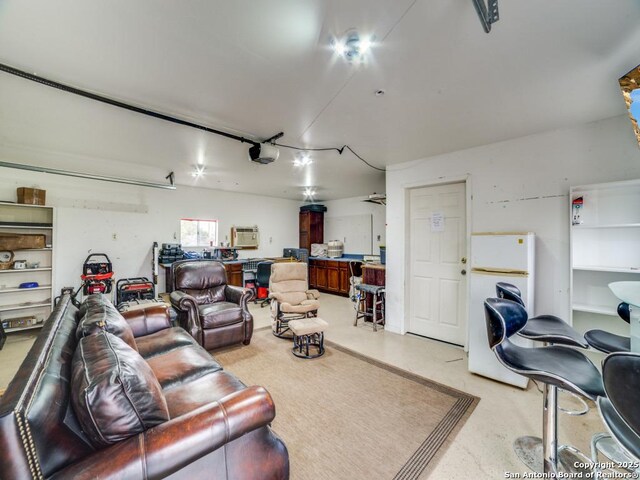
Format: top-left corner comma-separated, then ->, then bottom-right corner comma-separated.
0,233 -> 46,250
17,187 -> 46,205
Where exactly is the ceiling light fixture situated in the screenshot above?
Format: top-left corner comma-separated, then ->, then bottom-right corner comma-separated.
192,165 -> 206,178
333,30 -> 375,63
293,152 -> 312,167
303,188 -> 316,200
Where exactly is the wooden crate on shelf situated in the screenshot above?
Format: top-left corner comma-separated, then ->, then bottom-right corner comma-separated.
0,233 -> 46,250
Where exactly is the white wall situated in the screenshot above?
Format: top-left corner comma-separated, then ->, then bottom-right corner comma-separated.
0,168 -> 300,294
322,196 -> 386,255
386,115 -> 640,335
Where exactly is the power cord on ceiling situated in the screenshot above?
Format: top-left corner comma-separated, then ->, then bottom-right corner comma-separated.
273,142 -> 386,172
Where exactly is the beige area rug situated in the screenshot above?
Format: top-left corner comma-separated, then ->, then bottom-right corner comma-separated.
214,328 -> 479,480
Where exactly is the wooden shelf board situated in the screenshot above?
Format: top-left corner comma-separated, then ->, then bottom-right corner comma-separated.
572,303 -> 617,316
0,286 -> 52,294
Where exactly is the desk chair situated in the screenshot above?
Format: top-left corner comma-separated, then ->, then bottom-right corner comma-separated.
254,261 -> 274,307
484,298 -> 603,474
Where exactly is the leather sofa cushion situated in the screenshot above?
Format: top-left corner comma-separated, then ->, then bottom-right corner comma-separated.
199,302 -> 243,328
76,294 -> 137,351
163,371 -> 246,418
146,344 -> 222,389
71,332 -> 169,448
136,327 -> 197,359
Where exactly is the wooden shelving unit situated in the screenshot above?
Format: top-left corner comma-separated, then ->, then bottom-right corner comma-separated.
569,179 -> 640,346
0,202 -> 55,337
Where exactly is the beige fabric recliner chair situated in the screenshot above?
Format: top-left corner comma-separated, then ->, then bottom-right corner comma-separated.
269,262 -> 320,338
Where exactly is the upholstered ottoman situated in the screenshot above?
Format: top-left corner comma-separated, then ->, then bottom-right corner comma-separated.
288,317 -> 328,359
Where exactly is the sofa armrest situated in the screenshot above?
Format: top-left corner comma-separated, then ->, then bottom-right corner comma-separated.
306,289 -> 320,300
121,305 -> 171,338
170,291 -> 201,342
225,285 -> 254,306
50,386 -> 276,480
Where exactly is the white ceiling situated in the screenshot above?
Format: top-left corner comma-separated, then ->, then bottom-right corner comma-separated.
0,0 -> 639,200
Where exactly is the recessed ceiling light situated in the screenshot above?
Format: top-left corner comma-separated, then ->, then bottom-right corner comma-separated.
303,188 -> 316,200
191,165 -> 205,178
293,152 -> 312,167
333,30 -> 375,63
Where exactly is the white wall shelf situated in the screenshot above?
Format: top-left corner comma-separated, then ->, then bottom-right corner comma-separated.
573,266 -> 640,274
0,286 -> 52,294
572,303 -> 617,316
0,203 -> 55,336
569,180 -> 640,339
0,268 -> 52,274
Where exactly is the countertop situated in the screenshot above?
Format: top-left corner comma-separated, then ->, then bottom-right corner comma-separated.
309,255 -> 364,263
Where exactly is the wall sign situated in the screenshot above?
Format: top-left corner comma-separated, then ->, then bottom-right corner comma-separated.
431,212 -> 445,232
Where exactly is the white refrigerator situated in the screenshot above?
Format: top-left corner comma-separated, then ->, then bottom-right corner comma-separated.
468,232 -> 535,388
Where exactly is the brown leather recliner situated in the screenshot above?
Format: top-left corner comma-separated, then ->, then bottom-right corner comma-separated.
170,260 -> 254,350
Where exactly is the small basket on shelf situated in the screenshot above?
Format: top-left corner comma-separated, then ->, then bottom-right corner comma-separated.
0,251 -> 15,270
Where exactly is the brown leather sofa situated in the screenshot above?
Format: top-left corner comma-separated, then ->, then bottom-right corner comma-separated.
0,294 -> 289,479
170,260 -> 253,350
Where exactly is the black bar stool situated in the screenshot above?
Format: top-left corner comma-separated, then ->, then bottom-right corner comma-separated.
484,298 -> 604,474
585,303 -> 631,354
496,282 -> 588,348
597,352 -> 640,469
496,282 -> 591,419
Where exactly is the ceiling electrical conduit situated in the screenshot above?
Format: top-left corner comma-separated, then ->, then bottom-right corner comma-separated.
0,160 -> 177,190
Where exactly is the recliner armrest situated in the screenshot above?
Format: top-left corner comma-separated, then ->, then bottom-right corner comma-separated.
170,291 -> 198,312
121,305 -> 171,338
225,285 -> 254,305
306,289 -> 320,300
50,386 -> 276,480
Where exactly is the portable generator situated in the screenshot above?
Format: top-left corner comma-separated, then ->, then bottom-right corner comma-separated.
116,277 -> 155,305
81,253 -> 114,295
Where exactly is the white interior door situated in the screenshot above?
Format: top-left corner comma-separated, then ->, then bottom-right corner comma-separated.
409,182 -> 467,346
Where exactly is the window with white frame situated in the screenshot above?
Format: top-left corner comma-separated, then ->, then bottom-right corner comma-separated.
180,218 -> 218,247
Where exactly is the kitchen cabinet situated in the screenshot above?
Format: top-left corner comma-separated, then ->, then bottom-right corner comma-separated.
309,259 -> 361,297
224,262 -> 243,287
299,210 -> 324,253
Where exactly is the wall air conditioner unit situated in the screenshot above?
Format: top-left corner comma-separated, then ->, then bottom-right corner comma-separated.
362,193 -> 386,205
231,226 -> 259,248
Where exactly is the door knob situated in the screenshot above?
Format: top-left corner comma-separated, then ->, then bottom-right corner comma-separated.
461,269 -> 467,275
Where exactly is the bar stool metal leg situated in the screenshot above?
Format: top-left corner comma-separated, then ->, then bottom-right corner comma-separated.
543,384 -> 558,473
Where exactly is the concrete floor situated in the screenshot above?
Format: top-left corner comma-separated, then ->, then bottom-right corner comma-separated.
251,293 -> 607,479
0,293 -> 608,479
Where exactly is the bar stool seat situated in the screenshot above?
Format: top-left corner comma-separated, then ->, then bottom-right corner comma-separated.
585,303 -> 631,354
495,282 -> 588,349
354,284 -> 385,331
498,342 -> 604,400
584,330 -> 630,354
